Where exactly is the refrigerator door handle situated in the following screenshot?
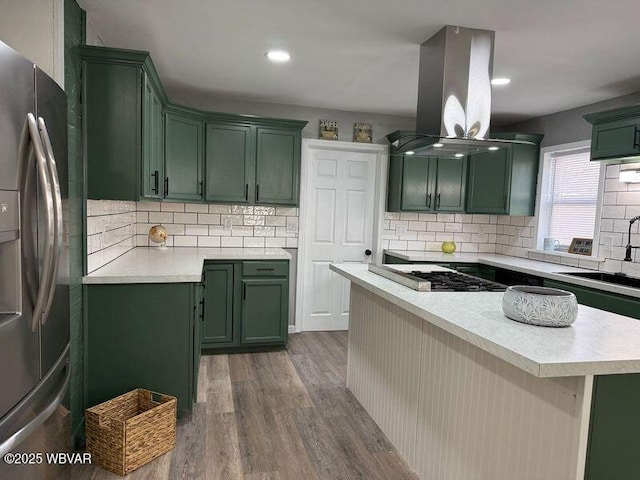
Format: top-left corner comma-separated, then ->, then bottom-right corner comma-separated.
37,117 -> 62,325
19,122 -> 39,306
26,113 -> 55,333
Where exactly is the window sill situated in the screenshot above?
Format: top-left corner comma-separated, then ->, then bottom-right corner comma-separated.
527,249 -> 606,263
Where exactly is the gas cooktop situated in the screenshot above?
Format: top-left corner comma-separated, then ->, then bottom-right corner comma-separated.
409,271 -> 507,292
368,264 -> 507,292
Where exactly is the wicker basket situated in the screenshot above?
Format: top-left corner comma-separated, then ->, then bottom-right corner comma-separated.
86,388 -> 177,476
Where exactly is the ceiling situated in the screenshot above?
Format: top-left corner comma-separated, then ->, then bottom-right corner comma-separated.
78,0 -> 640,125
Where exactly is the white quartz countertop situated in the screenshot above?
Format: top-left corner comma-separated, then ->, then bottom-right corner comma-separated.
385,250 -> 640,299
331,262 -> 640,378
83,247 -> 291,284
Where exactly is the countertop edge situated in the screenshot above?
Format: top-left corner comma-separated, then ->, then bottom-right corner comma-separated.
331,263 -> 640,378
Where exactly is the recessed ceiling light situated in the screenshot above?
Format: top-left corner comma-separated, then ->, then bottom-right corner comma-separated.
405,151 -> 415,155
454,153 -> 464,158
433,143 -> 444,148
266,50 -> 291,63
491,78 -> 511,86
488,146 -> 499,151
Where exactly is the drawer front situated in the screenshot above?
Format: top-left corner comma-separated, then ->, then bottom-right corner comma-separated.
242,261 -> 288,277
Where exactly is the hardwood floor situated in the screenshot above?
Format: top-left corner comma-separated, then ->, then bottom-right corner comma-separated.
69,332 -> 418,480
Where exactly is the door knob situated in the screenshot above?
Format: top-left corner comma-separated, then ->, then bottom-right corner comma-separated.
365,249 -> 372,256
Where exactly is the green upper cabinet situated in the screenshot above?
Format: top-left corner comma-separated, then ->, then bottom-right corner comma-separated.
584,106 -> 640,161
387,151 -> 466,213
81,46 -> 167,201
434,157 -> 467,212
204,118 -> 306,206
165,108 -> 204,201
205,122 -> 253,204
400,155 -> 434,211
255,127 -> 300,205
466,133 -> 543,215
142,75 -> 164,199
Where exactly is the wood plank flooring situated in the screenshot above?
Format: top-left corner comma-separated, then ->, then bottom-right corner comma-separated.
68,332 -> 418,480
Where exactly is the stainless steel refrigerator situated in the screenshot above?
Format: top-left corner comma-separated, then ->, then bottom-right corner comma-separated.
0,38 -> 71,464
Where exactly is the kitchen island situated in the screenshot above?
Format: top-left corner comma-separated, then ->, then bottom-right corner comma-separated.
331,263 -> 640,480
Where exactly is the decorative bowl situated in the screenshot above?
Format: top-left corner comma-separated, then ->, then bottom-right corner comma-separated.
502,285 -> 578,327
148,224 -> 168,246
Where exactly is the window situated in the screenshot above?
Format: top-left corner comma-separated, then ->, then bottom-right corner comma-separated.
537,141 -> 603,252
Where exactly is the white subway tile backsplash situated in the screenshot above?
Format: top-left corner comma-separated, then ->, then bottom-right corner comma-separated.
266,216 -> 286,227
243,215 -> 265,226
408,221 -> 427,231
233,205 -> 254,215
165,224 -> 185,235
244,237 -> 265,248
617,191 -> 640,205
149,212 -> 174,224
400,212 -> 419,221
174,236 -> 198,247
197,213 -> 222,225
254,226 -> 276,237
136,201 -> 161,212
136,212 -> 149,223
472,215 -> 490,224
605,164 -> 620,179
208,225 -> 232,236
232,226 -> 255,237
161,202 -> 185,212
418,213 -> 437,222
407,241 -> 426,250
254,206 -> 276,215
185,224 -> 209,236
266,237 -> 287,248
174,213 -> 198,224
436,213 -> 455,223
605,178 -> 628,192
209,205 -> 232,214
276,207 -> 298,216
198,236 -> 221,247
221,236 -> 243,247
427,222 -> 444,232
416,231 -> 436,241
389,240 -> 408,250
286,237 -> 298,248
444,222 -> 463,233
185,203 -> 209,213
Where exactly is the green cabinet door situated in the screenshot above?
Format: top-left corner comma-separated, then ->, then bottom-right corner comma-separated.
590,118 -> 640,160
542,279 -> 640,319
165,110 -> 203,201
84,61 -> 142,200
202,264 -> 235,346
142,75 -> 164,199
86,283 -> 195,415
240,278 -> 288,345
205,123 -> 253,203
401,156 -> 436,211
466,148 -> 510,214
255,127 -> 300,205
434,157 -> 467,212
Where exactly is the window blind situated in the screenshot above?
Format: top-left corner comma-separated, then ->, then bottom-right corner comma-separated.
542,147 -> 599,246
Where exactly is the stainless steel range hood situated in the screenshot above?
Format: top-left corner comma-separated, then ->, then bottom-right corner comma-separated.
388,25 -> 534,157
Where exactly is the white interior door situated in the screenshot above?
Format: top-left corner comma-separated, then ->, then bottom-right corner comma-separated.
298,140 -> 385,331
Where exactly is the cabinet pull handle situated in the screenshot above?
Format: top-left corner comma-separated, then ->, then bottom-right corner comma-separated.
164,177 -> 169,196
245,184 -> 249,201
634,128 -> 640,149
243,283 -> 247,300
437,193 -> 441,208
257,268 -> 275,272
151,170 -> 159,194
427,193 -> 432,208
256,184 -> 260,202
199,180 -> 203,197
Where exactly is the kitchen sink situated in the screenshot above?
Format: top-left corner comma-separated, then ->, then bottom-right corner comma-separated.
560,272 -> 640,289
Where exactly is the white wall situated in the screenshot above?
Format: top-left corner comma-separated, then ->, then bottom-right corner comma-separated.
0,0 -> 64,86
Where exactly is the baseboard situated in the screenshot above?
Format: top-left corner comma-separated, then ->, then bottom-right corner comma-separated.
288,325 -> 296,334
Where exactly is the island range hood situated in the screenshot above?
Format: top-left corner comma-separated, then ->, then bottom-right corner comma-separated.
388,25 -> 534,157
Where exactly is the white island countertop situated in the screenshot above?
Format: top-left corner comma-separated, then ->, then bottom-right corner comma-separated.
83,247 -> 291,284
330,262 -> 640,378
385,250 -> 640,299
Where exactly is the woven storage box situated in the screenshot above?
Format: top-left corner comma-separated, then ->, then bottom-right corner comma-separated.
86,388 -> 177,476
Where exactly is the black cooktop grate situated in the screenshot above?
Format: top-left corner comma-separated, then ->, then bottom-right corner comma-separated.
410,271 -> 507,292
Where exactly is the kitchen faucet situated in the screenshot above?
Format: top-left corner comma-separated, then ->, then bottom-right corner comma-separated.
624,215 -> 640,261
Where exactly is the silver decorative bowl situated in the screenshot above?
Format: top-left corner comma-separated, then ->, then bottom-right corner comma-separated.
502,285 -> 578,327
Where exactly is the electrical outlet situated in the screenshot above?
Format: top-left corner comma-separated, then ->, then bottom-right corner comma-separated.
222,215 -> 232,231
603,236 -> 613,249
286,217 -> 298,234
395,222 -> 407,235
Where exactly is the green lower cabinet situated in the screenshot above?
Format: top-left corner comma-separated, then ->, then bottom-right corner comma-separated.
241,278 -> 288,345
542,279 -> 640,319
86,283 -> 198,416
202,260 -> 289,351
202,263 -> 237,347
